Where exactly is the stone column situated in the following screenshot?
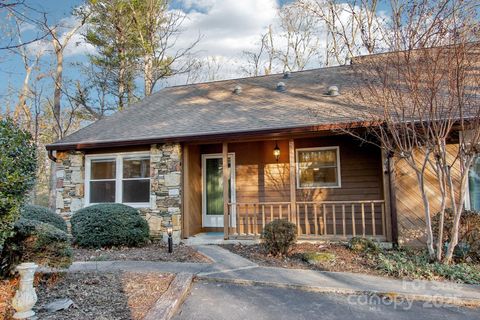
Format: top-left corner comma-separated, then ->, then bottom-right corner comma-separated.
146,143 -> 182,243
55,151 -> 85,229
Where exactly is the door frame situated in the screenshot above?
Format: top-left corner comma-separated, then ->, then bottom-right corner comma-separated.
201,153 -> 236,228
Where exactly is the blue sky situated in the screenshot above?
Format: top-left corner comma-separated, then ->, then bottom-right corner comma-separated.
0,0 -> 298,105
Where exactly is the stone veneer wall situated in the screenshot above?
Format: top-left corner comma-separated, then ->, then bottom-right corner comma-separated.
55,143 -> 182,243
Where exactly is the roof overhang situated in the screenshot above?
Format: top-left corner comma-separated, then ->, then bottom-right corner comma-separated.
46,121 -> 370,151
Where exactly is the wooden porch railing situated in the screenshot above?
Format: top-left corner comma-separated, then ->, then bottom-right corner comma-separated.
228,200 -> 386,241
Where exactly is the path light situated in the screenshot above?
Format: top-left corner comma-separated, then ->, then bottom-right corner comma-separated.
167,222 -> 173,254
273,142 -> 281,162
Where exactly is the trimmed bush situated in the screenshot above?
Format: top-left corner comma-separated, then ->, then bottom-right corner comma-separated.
71,203 -> 149,248
262,219 -> 296,256
348,237 -> 380,253
20,205 -> 67,232
0,218 -> 73,277
0,119 -> 36,250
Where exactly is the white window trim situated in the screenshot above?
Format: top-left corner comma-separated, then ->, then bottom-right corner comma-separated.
296,146 -> 342,189
85,151 -> 151,208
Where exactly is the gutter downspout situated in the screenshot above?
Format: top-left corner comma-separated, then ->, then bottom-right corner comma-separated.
387,152 -> 399,247
47,149 -> 57,162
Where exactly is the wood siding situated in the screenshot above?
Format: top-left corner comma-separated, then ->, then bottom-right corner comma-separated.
394,144 -> 461,246
185,135 -> 387,238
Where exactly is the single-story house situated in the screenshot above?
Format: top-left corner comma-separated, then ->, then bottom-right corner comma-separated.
46,64 -> 478,246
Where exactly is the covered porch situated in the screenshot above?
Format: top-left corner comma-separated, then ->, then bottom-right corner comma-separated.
182,133 -> 393,242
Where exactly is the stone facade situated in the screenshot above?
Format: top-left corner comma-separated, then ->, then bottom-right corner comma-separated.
55,151 -> 85,228
144,143 -> 182,242
55,143 -> 182,242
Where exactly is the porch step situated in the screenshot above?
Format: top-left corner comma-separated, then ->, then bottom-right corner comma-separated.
183,232 -> 260,246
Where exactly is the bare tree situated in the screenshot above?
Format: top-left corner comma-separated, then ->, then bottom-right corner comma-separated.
0,1 -> 48,50
344,0 -> 479,262
298,0 -> 385,66
242,26 -> 275,76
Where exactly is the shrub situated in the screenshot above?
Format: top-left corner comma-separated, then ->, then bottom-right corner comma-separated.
0,119 -> 36,250
261,219 -> 296,256
71,203 -> 149,248
301,252 -> 336,264
0,218 -> 73,277
374,249 -> 480,284
432,208 -> 480,261
20,205 -> 67,232
348,237 -> 380,253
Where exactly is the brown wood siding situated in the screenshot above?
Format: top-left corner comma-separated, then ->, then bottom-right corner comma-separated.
394,144 -> 461,246
184,144 -> 202,237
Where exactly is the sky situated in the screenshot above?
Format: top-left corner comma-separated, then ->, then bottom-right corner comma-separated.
0,0 -> 297,103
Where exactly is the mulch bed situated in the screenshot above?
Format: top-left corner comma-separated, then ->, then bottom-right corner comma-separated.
33,272 -> 174,320
222,243 -> 380,275
0,277 -> 18,320
74,242 -> 211,263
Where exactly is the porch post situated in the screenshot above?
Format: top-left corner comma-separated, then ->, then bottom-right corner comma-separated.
289,139 -> 297,231
222,142 -> 229,239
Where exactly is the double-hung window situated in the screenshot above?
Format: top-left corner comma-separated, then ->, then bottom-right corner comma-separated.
296,147 -> 341,188
86,153 -> 151,207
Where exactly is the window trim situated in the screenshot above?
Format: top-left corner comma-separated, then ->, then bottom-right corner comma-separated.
85,151 -> 151,208
465,156 -> 479,211
296,146 -> 342,189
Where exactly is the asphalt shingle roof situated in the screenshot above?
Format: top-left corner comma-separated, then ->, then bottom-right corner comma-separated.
47,65 -> 370,150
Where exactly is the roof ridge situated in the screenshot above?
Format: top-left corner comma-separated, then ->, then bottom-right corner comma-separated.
165,65 -> 349,89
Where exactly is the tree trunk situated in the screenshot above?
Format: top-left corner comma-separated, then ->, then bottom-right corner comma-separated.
416,171 -> 436,259
144,53 -> 154,96
444,168 -> 470,263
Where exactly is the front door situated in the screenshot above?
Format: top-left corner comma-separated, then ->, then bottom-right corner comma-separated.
202,153 -> 235,228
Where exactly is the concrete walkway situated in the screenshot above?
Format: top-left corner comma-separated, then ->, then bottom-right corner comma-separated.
68,245 -> 480,306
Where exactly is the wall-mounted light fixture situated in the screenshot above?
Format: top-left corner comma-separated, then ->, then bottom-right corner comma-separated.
273,142 -> 281,162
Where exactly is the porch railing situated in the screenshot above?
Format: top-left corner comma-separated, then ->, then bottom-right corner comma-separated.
228,200 -> 386,241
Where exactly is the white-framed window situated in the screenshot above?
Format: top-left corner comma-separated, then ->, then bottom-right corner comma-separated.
296,146 -> 341,189
85,152 -> 151,208
466,156 -> 480,211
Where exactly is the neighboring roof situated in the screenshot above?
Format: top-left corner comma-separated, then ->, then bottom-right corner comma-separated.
47,65 -> 371,150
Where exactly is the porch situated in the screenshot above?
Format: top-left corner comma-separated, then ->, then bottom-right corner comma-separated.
182,134 -> 393,242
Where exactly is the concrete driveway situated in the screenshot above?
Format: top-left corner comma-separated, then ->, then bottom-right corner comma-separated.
173,280 -> 480,320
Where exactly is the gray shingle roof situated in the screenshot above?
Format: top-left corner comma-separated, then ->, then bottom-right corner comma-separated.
47,65 -> 369,150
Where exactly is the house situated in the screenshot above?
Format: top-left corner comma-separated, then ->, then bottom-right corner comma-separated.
46,65 -> 474,246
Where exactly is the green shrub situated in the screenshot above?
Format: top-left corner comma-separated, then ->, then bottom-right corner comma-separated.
0,218 -> 73,277
261,219 -> 296,256
20,205 -> 67,232
374,249 -> 480,284
301,252 -> 336,264
0,119 -> 36,250
348,237 -> 380,253
432,208 -> 480,261
71,203 -> 149,248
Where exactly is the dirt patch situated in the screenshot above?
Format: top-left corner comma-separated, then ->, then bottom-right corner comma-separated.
74,242 -> 210,263
221,243 -> 381,275
33,272 -> 174,320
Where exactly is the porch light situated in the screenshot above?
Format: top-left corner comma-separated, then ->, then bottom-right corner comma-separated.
167,222 -> 173,254
273,142 -> 281,162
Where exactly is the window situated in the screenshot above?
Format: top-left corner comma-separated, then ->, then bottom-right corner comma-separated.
467,157 -> 480,211
86,153 -> 151,207
296,147 -> 341,188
